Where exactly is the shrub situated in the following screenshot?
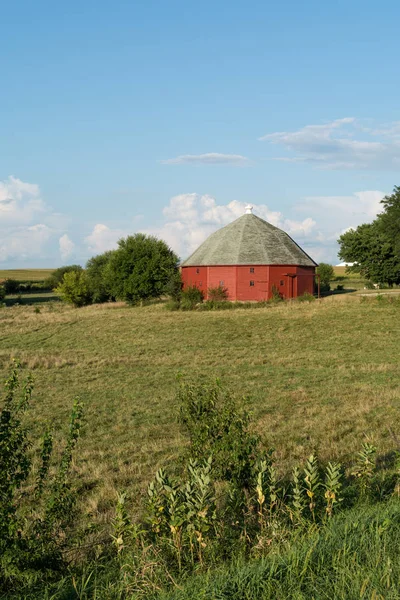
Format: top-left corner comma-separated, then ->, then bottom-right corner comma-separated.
177,379 -> 259,489
319,282 -> 331,294
0,285 -> 5,301
55,270 -> 92,307
180,286 -> 204,310
207,285 -> 229,302
46,265 -> 83,290
270,285 -> 283,302
0,361 -> 84,592
3,278 -> 19,294
317,263 -> 334,286
165,299 -> 180,311
295,292 -> 316,302
364,280 -> 375,289
165,273 -> 183,301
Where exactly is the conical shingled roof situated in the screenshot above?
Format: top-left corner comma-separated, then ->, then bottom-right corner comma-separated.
181,213 -> 317,267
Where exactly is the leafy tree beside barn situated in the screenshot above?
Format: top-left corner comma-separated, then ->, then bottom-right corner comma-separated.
104,234 -> 180,304
338,186 -> 400,286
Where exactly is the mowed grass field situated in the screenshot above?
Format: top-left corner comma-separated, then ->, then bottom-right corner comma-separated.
1,295 -> 400,523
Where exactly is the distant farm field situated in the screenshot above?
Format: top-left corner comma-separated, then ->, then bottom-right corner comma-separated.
0,268 -> 54,281
1,296 -> 400,523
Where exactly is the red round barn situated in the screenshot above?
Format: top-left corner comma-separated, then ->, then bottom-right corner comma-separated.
181,205 -> 317,301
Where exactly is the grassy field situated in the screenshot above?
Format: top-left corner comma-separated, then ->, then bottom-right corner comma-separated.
1,295 -> 400,524
0,268 -> 54,282
332,265 -> 367,291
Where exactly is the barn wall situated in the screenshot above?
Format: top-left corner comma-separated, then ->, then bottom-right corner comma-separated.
236,266 -> 269,301
268,266 -> 294,299
181,265 -> 316,301
181,266 -> 208,297
295,266 -> 315,296
207,266 -> 237,299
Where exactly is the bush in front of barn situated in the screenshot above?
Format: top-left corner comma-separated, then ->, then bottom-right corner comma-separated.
207,285 -> 229,301
180,285 -> 204,310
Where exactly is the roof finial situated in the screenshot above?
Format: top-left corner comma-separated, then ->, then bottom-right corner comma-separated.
245,204 -> 253,214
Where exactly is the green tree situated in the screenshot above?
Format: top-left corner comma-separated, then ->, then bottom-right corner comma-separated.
46,265 -> 83,290
86,251 -> 115,303
104,234 -> 180,304
55,271 -> 92,307
0,286 -> 5,301
379,185 -> 400,259
338,222 -> 400,286
316,263 -> 334,286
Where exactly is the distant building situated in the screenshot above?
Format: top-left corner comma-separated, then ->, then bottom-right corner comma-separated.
181,206 -> 317,301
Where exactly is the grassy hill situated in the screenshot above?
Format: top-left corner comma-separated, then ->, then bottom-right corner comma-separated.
1,296 -> 400,521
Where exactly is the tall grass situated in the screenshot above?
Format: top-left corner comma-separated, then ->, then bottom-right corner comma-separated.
159,500 -> 400,599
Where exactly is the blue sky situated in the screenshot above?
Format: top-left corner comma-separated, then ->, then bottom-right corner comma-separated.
1,0 -> 400,267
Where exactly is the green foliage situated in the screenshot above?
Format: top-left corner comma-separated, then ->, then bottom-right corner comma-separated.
165,273 -> 183,301
86,250 -> 115,303
3,278 -> 20,294
45,265 -> 83,290
178,380 -> 259,489
319,281 -> 331,293
0,362 -> 84,592
207,285 -> 229,301
180,285 -> 204,310
0,285 -> 5,301
303,454 -> 320,521
55,270 -> 92,307
290,466 -> 306,525
352,442 -> 376,495
145,457 -> 217,570
104,233 -> 180,304
295,292 -> 315,302
380,185 -> 400,259
157,500 -> 400,600
270,285 -> 283,302
323,462 -> 342,518
338,187 -> 400,286
316,263 -> 334,286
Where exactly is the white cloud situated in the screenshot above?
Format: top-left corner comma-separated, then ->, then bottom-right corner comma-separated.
259,118 -> 400,170
0,223 -> 53,263
59,234 -> 75,261
84,224 -> 126,254
0,176 -> 71,265
0,176 -> 45,224
145,193 -> 317,260
161,153 -> 249,166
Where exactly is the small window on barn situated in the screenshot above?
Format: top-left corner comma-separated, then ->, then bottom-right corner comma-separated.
196,268 -> 200,274
250,280 -> 255,286
250,267 -> 254,273
219,280 -> 224,286
280,280 -> 284,286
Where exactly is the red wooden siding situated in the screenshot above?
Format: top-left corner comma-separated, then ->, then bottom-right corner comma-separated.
181,264 -> 316,301
207,266 -> 236,300
181,266 -> 207,296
